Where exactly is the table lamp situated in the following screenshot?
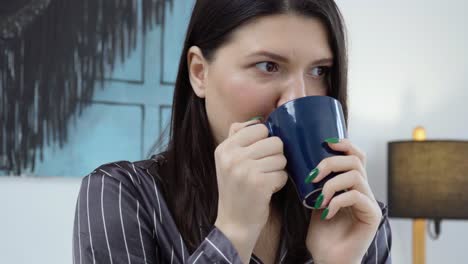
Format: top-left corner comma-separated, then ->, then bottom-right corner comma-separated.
388,127 -> 468,264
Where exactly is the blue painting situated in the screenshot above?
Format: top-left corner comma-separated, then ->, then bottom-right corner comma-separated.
0,0 -> 195,177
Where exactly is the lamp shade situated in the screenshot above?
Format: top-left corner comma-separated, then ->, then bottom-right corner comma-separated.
388,140 -> 468,219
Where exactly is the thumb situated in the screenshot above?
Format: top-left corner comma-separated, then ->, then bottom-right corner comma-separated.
228,116 -> 264,137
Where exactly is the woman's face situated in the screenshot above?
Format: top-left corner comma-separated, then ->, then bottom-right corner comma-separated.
188,14 -> 333,145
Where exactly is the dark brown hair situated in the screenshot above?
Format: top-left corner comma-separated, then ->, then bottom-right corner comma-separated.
157,0 -> 348,262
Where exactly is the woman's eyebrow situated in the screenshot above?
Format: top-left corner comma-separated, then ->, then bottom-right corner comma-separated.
248,51 -> 289,63
310,57 -> 334,66
247,50 -> 333,65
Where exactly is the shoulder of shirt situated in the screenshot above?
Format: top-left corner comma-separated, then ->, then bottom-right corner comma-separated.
83,152 -> 167,189
376,200 -> 390,227
376,200 -> 388,215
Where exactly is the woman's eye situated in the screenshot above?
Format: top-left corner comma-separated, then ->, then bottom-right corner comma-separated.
255,61 -> 279,73
309,66 -> 330,78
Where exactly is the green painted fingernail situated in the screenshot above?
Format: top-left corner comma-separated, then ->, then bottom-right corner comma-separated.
304,168 -> 319,184
324,137 -> 340,144
247,116 -> 263,122
321,208 -> 329,220
314,193 -> 324,209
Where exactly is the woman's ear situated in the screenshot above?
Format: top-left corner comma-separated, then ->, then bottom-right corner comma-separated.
187,46 -> 208,98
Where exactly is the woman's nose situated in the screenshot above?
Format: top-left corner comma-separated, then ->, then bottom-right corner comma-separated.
276,75 -> 307,107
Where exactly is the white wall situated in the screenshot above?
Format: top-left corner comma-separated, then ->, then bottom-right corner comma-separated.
1,1 -> 467,264
336,0 -> 468,263
0,177 -> 82,264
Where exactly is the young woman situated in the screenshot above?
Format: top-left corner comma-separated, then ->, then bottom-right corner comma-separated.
73,0 -> 392,263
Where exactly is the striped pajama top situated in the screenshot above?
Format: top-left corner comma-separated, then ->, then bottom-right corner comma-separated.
72,153 -> 392,264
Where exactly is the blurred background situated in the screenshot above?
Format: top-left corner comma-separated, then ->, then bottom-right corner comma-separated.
0,0 -> 467,263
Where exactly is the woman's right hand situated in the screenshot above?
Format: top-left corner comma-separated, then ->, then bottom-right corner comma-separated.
214,117 -> 288,262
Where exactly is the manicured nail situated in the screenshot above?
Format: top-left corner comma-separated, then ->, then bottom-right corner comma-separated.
321,208 -> 329,220
305,168 -> 319,184
247,116 -> 263,122
324,137 -> 340,144
314,193 -> 324,209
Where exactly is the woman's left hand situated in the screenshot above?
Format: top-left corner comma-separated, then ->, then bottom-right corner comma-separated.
306,138 -> 382,264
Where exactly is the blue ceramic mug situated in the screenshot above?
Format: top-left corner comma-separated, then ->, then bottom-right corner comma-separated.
264,96 -> 347,209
